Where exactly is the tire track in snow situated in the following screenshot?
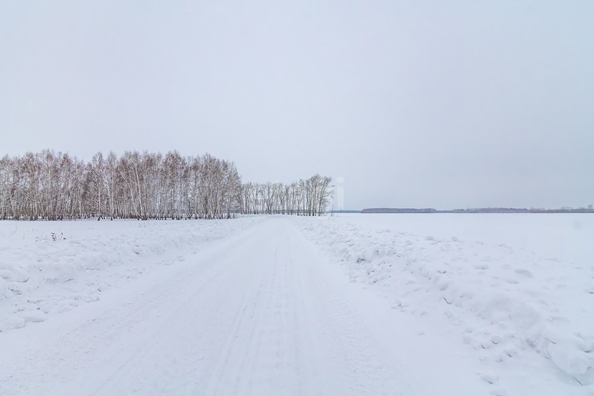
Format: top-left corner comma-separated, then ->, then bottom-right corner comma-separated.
285,222 -> 411,396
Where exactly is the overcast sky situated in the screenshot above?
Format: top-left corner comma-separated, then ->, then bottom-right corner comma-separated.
1,1 -> 593,209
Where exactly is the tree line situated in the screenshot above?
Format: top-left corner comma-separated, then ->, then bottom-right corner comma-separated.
0,150 -> 333,220
241,175 -> 333,216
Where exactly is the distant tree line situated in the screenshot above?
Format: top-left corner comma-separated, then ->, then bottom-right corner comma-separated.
361,208 -> 437,214
241,175 -> 333,216
0,150 -> 333,220
451,207 -> 594,214
361,207 -> 594,214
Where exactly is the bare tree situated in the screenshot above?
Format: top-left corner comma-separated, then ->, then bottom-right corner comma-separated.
0,150 -> 331,221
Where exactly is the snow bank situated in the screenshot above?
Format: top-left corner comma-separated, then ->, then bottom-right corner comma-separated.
295,214 -> 594,389
0,217 -> 263,332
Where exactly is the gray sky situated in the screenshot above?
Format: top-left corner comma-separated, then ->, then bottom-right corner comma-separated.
1,1 -> 593,210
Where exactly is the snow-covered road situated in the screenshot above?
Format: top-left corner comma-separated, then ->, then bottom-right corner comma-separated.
0,218 -> 492,396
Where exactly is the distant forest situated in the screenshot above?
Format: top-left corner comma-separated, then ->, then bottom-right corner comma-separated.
361,208 -> 436,214
0,150 -> 333,220
361,207 -> 594,214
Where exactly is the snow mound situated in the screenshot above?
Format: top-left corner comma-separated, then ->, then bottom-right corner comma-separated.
0,217 -> 264,332
295,216 -> 594,388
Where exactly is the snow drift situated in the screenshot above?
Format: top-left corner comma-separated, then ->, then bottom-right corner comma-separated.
295,214 -> 594,388
0,217 -> 263,332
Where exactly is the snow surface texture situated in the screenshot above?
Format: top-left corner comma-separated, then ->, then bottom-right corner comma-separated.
0,217 -> 493,396
0,217 -> 264,332
296,214 -> 594,394
1,215 -> 593,396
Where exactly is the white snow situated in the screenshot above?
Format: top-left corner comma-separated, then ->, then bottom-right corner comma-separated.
296,213 -> 594,394
0,214 -> 593,395
0,217 -> 265,332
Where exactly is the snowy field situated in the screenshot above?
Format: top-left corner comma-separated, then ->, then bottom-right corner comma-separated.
297,213 -> 594,395
0,214 -> 593,395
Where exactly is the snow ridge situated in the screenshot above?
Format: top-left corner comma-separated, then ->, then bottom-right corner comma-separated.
0,217 -> 264,332
296,216 -> 594,389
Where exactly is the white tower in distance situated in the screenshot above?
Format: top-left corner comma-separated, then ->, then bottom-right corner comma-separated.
336,177 -> 345,211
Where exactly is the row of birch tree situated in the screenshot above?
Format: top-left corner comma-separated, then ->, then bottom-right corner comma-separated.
0,150 -> 333,220
240,175 -> 333,216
